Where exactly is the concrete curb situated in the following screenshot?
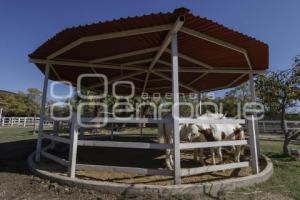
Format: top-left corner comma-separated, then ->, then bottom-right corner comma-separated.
27,152 -> 273,197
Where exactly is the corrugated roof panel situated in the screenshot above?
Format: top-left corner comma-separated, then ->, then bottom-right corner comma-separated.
30,7 -> 268,94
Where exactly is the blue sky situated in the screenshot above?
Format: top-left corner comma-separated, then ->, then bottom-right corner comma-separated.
0,0 -> 299,94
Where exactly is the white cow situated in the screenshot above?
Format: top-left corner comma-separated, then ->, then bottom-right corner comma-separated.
158,114 -> 200,170
158,113 -> 245,169
194,113 -> 245,165
210,122 -> 245,162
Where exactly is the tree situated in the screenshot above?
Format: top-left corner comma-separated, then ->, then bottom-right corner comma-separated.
255,56 -> 300,155
0,88 -> 42,117
26,88 -> 42,114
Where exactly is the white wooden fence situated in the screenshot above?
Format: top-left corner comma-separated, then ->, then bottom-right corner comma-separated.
257,120 -> 300,133
0,117 -> 54,127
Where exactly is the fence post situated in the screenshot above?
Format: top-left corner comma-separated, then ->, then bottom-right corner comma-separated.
68,113 -> 79,178
35,63 -> 50,162
247,116 -> 259,174
171,33 -> 181,185
248,72 -> 259,174
249,72 -> 261,157
23,117 -> 27,127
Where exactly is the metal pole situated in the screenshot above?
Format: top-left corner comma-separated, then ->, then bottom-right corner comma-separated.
248,72 -> 259,174
35,63 -> 50,162
198,92 -> 202,115
0,108 -> 2,127
171,33 -> 181,184
250,73 -> 261,156
68,112 -> 79,178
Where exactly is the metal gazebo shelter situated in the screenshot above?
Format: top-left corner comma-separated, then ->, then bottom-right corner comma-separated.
29,8 -> 268,184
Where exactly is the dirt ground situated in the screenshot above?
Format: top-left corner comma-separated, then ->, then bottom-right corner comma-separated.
0,131 -> 296,200
0,138 -> 215,200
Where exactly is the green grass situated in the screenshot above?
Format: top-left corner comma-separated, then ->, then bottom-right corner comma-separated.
0,127 -> 37,143
260,141 -> 300,199
227,140 -> 300,200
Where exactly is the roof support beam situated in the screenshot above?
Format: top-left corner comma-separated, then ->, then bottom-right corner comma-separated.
90,47 -> 160,64
47,24 -> 173,60
200,73 -> 249,92
157,59 -> 172,67
151,71 -> 198,93
50,65 -> 63,81
165,48 -> 213,69
187,72 -> 208,86
153,68 -> 265,74
181,27 -> 246,54
89,71 -> 145,89
30,58 -> 145,71
227,73 -> 248,87
123,59 -> 152,66
142,16 -> 185,93
180,27 -> 253,70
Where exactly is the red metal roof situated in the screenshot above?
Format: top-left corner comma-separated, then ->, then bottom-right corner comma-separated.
29,7 -> 268,94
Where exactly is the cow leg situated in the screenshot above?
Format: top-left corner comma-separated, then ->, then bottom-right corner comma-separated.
193,149 -> 198,161
198,149 -> 206,166
211,148 -> 216,165
165,149 -> 173,170
234,146 -> 241,162
217,147 -> 223,163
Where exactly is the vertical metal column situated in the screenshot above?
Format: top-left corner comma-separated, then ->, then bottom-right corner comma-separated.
249,73 -> 261,157
0,108 -> 2,126
68,113 -> 79,178
35,63 -> 50,162
171,33 -> 181,184
198,92 -> 202,115
248,72 -> 259,174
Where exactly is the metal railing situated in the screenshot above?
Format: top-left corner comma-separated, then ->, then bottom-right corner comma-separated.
257,120 -> 300,133
39,114 -> 254,180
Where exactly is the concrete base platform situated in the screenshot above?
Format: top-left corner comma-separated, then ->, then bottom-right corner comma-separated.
27,152 -> 273,197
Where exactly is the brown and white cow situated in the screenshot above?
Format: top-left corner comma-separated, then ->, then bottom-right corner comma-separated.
194,113 -> 245,165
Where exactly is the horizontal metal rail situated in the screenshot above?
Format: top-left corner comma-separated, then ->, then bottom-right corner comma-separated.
81,117 -> 172,124
41,151 -> 69,167
180,140 -> 248,150
78,140 -> 173,149
76,164 -> 173,176
179,118 -> 245,124
42,134 -> 70,144
181,161 -> 250,176
80,117 -> 246,124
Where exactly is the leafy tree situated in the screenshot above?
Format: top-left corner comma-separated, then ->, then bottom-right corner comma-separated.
0,88 -> 42,117
255,56 -> 300,155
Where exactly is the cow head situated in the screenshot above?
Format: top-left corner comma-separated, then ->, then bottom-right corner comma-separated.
186,123 -> 201,141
